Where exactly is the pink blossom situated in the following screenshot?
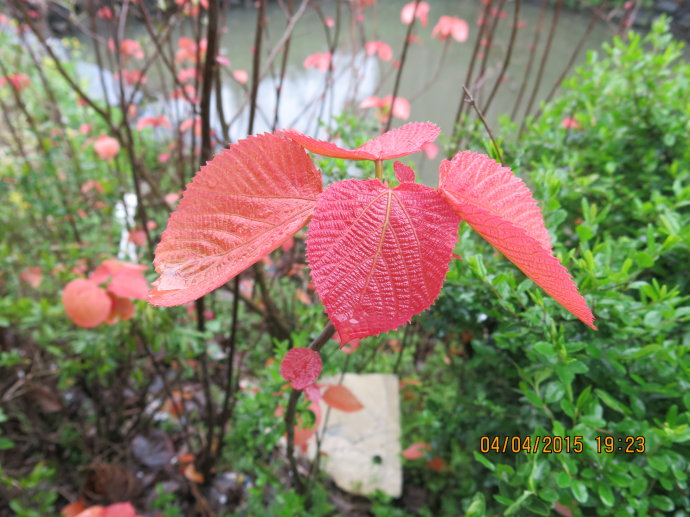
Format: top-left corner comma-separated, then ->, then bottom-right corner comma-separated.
79,124 -> 91,135
365,40 -> 393,61
303,52 -> 332,72
116,69 -> 146,86
325,17 -> 335,28
93,136 -> 120,160
422,141 -> 438,159
97,6 -> 113,19
0,73 -> 30,92
401,1 -> 429,27
232,69 -> 249,84
561,117 -> 581,130
359,95 -> 410,121
215,55 -> 230,66
119,39 -> 144,60
177,67 -> 198,83
432,16 -> 469,42
136,115 -> 172,131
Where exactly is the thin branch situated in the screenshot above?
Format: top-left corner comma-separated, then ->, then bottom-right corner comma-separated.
463,86 -> 504,165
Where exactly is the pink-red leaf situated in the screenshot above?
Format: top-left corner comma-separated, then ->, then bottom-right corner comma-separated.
63,279 -> 112,328
280,348 -> 323,390
322,385 -> 364,412
307,179 -> 459,343
402,442 -> 431,460
438,151 -> 596,329
150,134 -> 322,306
281,122 -> 440,161
394,161 -> 416,183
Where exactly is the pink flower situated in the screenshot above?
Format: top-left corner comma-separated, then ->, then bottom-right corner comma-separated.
177,67 -> 198,83
179,117 -> 202,137
215,55 -> 230,66
175,37 -> 207,63
97,6 -> 113,19
325,17 -> 335,27
119,39 -> 144,60
0,73 -> 30,92
19,267 -> 42,288
562,117 -> 581,130
116,69 -> 146,86
365,40 -> 393,61
422,141 -> 438,159
136,115 -> 172,131
93,136 -> 120,160
232,69 -> 249,84
432,16 -> 469,42
360,95 -> 410,121
304,52 -> 332,72
401,1 -> 429,27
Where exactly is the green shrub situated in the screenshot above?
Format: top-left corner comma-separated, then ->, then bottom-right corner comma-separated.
407,17 -> 690,515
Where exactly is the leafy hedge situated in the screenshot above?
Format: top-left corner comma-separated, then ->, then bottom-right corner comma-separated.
411,17 -> 690,515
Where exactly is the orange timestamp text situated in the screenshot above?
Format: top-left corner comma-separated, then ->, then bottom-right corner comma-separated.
479,435 -> 584,454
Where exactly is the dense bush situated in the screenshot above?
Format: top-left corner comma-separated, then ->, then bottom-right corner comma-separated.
412,17 -> 690,515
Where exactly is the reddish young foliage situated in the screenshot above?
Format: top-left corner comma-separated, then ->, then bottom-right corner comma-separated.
19,266 -> 42,288
282,122 -> 439,161
402,442 -> 431,460
322,385 -> 364,412
393,161 -> 416,183
432,16 -> 469,42
149,134 -> 322,306
62,279 -> 112,328
438,152 -> 596,329
306,179 -> 459,343
280,348 -> 323,390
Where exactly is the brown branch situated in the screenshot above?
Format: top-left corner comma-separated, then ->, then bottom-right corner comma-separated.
463,86 -> 504,165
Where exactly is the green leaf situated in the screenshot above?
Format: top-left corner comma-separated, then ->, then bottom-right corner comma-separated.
571,480 -> 588,504
651,495 -> 674,512
595,389 -> 630,415
598,484 -> 615,507
464,493 -> 486,517
473,451 -> 495,472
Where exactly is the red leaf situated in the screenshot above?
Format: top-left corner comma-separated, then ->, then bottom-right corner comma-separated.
62,279 -> 112,328
307,179 -> 459,342
103,503 -> 136,517
108,266 -> 149,300
394,161 -> 416,183
150,134 -> 322,306
282,122 -> 440,161
280,348 -> 323,390
19,267 -> 42,288
323,385 -> 364,412
438,152 -> 596,329
402,442 -> 431,460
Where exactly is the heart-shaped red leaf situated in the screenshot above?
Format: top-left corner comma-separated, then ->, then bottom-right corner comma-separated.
150,134 -> 322,306
280,348 -> 323,390
322,385 -> 364,412
438,151 -> 596,329
282,122 -> 440,161
307,179 -> 459,343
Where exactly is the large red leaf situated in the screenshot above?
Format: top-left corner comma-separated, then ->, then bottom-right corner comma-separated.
282,122 -> 440,161
150,134 -> 322,306
307,179 -> 459,343
438,151 -> 596,329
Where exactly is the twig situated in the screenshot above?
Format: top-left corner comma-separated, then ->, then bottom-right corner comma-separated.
482,0 -> 521,115
463,86 -> 504,165
383,0 -> 420,133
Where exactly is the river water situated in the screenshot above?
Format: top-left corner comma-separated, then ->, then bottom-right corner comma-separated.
78,0 -> 613,182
